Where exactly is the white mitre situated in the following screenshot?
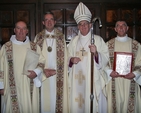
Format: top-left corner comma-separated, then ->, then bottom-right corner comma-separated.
74,2 -> 92,24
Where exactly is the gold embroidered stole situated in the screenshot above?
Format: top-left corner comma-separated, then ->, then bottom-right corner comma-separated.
35,29 -> 65,113
108,38 -> 138,113
5,41 -> 37,113
29,42 -> 37,103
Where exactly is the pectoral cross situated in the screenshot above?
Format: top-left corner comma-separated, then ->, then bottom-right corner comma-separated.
80,48 -> 85,56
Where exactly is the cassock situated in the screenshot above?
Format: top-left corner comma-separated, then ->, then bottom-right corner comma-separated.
0,35 -> 44,113
68,31 -> 109,113
103,36 -> 141,113
34,29 -> 69,113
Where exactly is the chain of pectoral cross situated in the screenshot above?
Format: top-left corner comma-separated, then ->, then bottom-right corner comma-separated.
79,38 -> 90,56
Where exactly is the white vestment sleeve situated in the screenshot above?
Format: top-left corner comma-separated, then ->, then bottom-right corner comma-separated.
95,52 -> 102,70
98,90 -> 107,113
33,68 -> 42,87
103,66 -> 112,84
133,71 -> 141,85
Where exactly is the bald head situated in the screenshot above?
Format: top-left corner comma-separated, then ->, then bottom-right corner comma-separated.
14,21 -> 28,41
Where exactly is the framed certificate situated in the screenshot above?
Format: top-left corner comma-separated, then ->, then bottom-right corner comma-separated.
113,52 -> 133,75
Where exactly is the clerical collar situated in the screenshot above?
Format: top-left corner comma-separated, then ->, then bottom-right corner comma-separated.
10,35 -> 29,45
78,30 -> 91,39
115,34 -> 129,42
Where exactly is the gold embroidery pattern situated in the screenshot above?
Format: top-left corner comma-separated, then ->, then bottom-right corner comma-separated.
5,41 -> 38,112
108,39 -> 117,112
35,29 -> 59,49
132,40 -> 141,72
127,80 -> 135,113
108,39 -> 137,113
56,31 -> 65,113
30,42 -> 37,102
108,38 -> 115,69
35,29 -> 65,113
127,40 -> 138,113
76,49 -> 87,61
5,41 -> 20,113
46,34 -> 55,38
75,71 -> 85,85
35,30 -> 46,50
75,93 -> 84,108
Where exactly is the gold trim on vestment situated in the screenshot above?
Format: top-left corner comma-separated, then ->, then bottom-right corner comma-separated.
5,41 -> 37,112
108,38 -> 138,113
35,28 -> 65,113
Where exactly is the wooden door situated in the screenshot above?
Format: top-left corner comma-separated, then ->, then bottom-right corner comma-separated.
101,3 -> 141,42
0,4 -> 36,45
42,3 -> 101,43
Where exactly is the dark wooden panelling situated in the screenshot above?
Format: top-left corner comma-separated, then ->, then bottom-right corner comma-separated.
101,3 -> 141,42
0,0 -> 141,112
0,1 -> 141,44
42,3 -> 101,42
0,4 -> 35,44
